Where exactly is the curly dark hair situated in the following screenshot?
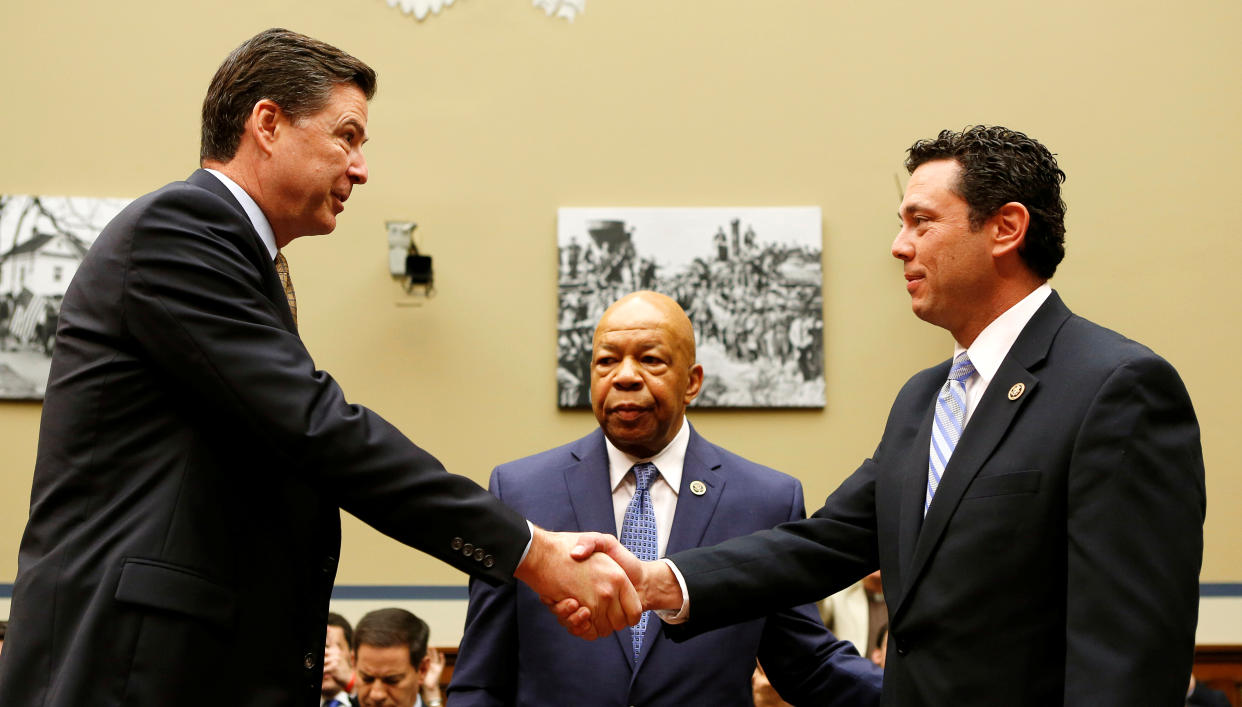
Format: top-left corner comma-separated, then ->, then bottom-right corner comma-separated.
200,28 -> 377,163
905,126 -> 1066,279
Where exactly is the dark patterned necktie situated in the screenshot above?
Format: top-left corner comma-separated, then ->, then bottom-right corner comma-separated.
273,251 -> 297,325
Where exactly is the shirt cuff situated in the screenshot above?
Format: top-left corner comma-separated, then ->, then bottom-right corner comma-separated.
653,558 -> 690,623
517,520 -> 535,569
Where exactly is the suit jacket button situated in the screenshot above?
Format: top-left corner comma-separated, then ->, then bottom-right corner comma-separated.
483,555 -> 495,568
304,652 -> 316,670
462,542 -> 474,556
473,548 -> 485,561
451,537 -> 464,551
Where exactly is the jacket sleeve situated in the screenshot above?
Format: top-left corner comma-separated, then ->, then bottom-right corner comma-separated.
121,185 -> 529,583
666,457 -> 881,638
445,469 -> 521,707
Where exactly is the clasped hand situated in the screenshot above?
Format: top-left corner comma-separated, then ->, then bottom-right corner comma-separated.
515,528 -> 680,640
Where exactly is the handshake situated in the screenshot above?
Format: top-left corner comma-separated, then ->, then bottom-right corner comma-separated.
514,527 -> 685,640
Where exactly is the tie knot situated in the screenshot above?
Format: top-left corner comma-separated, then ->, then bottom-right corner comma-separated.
631,462 -> 659,491
949,353 -> 975,383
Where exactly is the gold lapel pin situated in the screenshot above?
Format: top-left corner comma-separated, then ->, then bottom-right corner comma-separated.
1007,382 -> 1025,401
689,480 -> 707,496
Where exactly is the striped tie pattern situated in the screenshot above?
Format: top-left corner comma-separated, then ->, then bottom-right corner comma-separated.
273,251 -> 297,325
619,462 -> 659,662
926,353 -> 975,515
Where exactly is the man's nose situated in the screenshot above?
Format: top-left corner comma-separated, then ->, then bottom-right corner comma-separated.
614,357 -> 642,388
349,150 -> 368,185
891,227 -> 913,261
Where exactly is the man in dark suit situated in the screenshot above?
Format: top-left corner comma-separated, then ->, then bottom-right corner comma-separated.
563,126 -> 1206,706
448,291 -> 881,707
0,28 -> 637,706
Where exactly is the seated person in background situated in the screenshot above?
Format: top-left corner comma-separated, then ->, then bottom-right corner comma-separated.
1186,675 -> 1231,707
353,608 -> 444,707
449,291 -> 881,706
818,570 -> 886,659
322,613 -> 356,707
871,625 -> 888,668
0,619 -> 7,656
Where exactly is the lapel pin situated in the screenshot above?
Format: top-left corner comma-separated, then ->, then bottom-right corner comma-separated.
1007,382 -> 1025,401
689,480 -> 707,496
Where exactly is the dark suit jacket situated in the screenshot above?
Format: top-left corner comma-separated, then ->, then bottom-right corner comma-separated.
448,426 -> 883,707
0,171 -> 528,706
666,293 -> 1205,706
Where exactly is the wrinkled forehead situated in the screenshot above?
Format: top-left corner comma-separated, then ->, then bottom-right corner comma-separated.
594,319 -> 678,347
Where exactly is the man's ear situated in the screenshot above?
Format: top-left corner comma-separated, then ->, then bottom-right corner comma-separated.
417,653 -> 431,678
248,98 -> 284,156
684,363 -> 704,404
991,202 -> 1030,258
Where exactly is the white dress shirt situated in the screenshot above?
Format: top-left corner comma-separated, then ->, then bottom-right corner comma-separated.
604,416 -> 690,559
956,283 -> 1051,427
662,283 -> 1054,622
203,169 -> 278,259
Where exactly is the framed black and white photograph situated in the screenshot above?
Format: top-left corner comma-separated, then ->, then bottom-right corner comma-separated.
0,194 -> 129,399
557,207 -> 824,409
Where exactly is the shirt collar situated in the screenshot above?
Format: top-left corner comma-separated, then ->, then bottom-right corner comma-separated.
956,283 -> 1053,385
204,168 -> 278,260
605,416 -> 690,495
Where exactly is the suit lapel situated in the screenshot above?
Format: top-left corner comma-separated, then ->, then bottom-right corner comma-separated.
896,380 -> 941,587
185,170 -> 297,334
563,429 -> 618,537
664,427 -> 725,557
560,431 -> 640,670
892,292 -> 1072,621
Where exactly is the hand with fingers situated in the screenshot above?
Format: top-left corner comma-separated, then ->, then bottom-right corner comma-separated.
541,531 -> 685,639
514,526 -> 643,639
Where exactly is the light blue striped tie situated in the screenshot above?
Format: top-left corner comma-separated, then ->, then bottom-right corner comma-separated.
619,462 -> 659,661
926,353 -> 975,515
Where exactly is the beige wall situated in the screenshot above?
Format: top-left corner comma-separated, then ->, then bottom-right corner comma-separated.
1,0 -> 1237,598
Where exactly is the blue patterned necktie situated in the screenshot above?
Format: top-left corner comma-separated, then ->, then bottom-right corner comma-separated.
926,353 -> 975,515
619,461 -> 660,661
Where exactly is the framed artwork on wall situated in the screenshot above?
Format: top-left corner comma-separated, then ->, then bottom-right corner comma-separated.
0,195 -> 129,399
557,207 -> 824,409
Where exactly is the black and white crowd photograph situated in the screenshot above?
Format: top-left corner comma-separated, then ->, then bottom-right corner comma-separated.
557,207 -> 825,408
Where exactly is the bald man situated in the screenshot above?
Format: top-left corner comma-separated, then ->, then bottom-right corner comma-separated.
448,292 -> 881,707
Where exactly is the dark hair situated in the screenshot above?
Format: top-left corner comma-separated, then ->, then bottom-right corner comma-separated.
905,126 -> 1067,279
353,608 -> 429,667
326,612 -> 353,649
0,619 -> 7,640
875,624 -> 888,651
200,28 -> 377,163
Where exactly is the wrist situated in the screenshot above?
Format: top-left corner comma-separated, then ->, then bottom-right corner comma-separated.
513,526 -> 546,584
641,560 -> 683,612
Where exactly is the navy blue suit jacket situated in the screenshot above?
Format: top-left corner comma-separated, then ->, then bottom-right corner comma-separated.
448,425 -> 882,707
666,293 -> 1205,706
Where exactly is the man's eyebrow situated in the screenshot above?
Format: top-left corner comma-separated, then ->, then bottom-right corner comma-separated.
342,118 -> 369,143
899,200 -> 930,218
